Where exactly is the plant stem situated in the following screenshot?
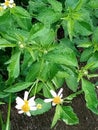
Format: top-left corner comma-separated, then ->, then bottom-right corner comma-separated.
5,95 -> 11,130
0,111 -> 3,129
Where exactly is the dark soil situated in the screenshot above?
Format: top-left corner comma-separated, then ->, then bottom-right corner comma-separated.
1,86 -> 98,130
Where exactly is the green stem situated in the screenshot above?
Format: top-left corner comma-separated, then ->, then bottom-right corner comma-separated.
34,79 -> 39,96
5,95 -> 11,130
64,90 -> 83,101
28,79 -> 39,96
0,111 -> 3,129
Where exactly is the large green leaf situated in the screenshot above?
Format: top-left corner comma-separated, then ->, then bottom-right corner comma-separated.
36,8 -> 61,25
47,0 -> 62,12
0,92 -> 9,98
89,0 -> 98,9
51,105 -> 79,128
67,19 -> 75,41
80,48 -> 93,62
4,82 -> 32,93
82,78 -> 98,114
61,106 -> 79,125
87,52 -> 98,70
0,39 -> 16,48
65,74 -> 78,92
7,51 -> 21,82
44,44 -> 78,67
38,62 -> 59,81
26,61 -> 41,82
10,6 -> 31,18
51,105 -> 61,128
65,0 -> 79,9
31,98 -> 51,115
75,21 -> 92,36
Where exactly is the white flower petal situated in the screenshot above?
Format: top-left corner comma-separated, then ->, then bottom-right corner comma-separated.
9,4 -> 13,8
24,91 -> 29,100
16,97 -> 24,105
10,0 -> 14,3
60,94 -> 63,98
3,5 -> 7,9
26,112 -> 31,116
44,98 -> 53,103
58,88 -> 63,96
28,96 -> 35,105
50,90 -> 57,97
18,110 -> 24,114
52,102 -> 56,106
15,104 -> 22,109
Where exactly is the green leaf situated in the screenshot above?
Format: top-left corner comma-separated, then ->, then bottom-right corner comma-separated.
61,106 -> 79,125
89,0 -> 98,9
47,0 -> 62,12
93,27 -> 98,42
80,48 -> 93,62
78,21 -> 92,32
87,52 -> 98,70
0,92 -> 9,98
42,83 -> 52,98
51,105 -> 61,128
67,19 -> 74,41
7,51 -> 21,82
4,82 -> 32,93
0,39 -> 16,48
61,66 -> 78,91
65,0 -> 79,9
36,8 -> 61,25
28,22 -> 44,40
26,61 -> 41,82
10,6 -> 30,18
82,78 -> 98,114
77,42 -> 93,48
51,105 -> 79,128
65,90 -> 83,101
65,74 -> 78,92
44,44 -> 78,67
13,16 -> 32,30
31,98 -> 51,116
38,62 -> 59,81
75,21 -> 92,36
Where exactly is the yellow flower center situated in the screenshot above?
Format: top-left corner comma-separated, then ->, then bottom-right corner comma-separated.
22,100 -> 30,112
37,104 -> 42,109
5,1 -> 10,6
53,96 -> 62,104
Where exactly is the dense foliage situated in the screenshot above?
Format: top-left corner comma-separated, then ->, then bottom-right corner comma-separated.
0,0 -> 98,129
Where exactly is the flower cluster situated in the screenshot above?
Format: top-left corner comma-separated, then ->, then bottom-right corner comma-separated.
15,88 -> 63,116
0,0 -> 15,11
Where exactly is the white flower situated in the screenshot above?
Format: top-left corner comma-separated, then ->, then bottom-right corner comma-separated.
44,88 -> 63,106
15,91 -> 37,116
1,0 -> 15,9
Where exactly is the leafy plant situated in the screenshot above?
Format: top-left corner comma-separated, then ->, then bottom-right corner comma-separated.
0,0 -> 98,129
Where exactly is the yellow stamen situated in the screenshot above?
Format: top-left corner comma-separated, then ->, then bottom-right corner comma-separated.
22,100 -> 30,112
5,1 -> 10,6
53,96 -> 62,104
37,104 -> 42,109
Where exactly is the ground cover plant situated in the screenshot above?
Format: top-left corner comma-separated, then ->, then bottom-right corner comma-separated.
0,0 -> 98,129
